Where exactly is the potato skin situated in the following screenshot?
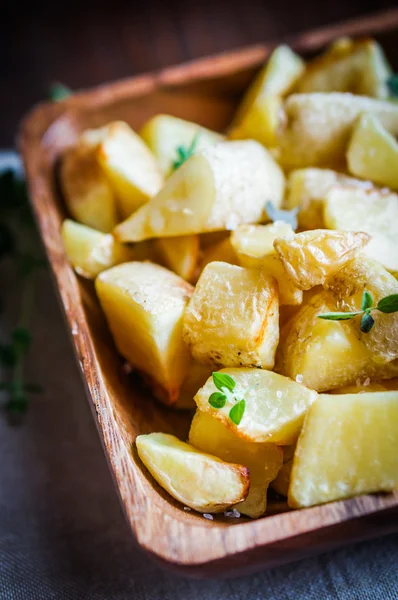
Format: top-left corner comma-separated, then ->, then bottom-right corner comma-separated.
274,229 -> 370,290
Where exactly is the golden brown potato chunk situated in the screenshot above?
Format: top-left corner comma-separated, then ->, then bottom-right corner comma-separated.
276,289 -> 398,391
274,230 -> 370,290
183,262 -> 279,369
136,433 -> 250,513
194,368 -> 317,445
289,391 -> 398,508
114,141 -> 285,242
61,219 -> 132,279
96,262 -> 193,406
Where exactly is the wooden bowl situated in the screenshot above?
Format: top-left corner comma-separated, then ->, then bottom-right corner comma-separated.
20,8 -> 398,577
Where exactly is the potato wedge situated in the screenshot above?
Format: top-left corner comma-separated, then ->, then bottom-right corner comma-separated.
297,38 -> 392,98
274,230 -> 370,290
326,257 -> 398,363
96,262 -> 193,406
136,433 -> 249,513
93,121 -> 164,218
229,45 -> 304,146
277,93 -> 398,169
284,168 -> 372,230
155,235 -> 199,281
323,186 -> 398,273
61,219 -> 132,279
189,411 -> 283,517
194,368 -> 318,445
183,262 -> 279,369
140,114 -> 224,175
347,113 -> 398,190
276,289 -> 398,391
230,224 -> 302,306
60,143 -> 118,233
288,391 -> 398,508
114,141 -> 285,242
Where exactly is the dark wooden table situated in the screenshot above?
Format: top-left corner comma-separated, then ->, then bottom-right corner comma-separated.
1,0 -> 396,147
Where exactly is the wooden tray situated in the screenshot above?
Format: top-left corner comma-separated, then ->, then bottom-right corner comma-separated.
20,8 -> 398,577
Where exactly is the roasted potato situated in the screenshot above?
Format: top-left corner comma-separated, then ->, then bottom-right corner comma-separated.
136,433 -> 250,513
61,219 -> 132,279
92,121 -> 164,218
284,168 -> 372,230
114,141 -> 285,242
230,223 -> 303,305
277,93 -> 398,169
347,113 -> 398,190
276,289 -> 398,391
288,391 -> 398,508
155,235 -> 200,281
194,368 -> 318,445
270,444 -> 295,497
326,257 -> 398,363
96,262 -> 193,406
274,230 -> 370,290
329,379 -> 398,394
296,38 -> 392,98
323,186 -> 398,273
229,45 -> 304,146
60,143 -> 118,232
140,114 -> 224,175
183,262 -> 279,369
189,411 -> 283,518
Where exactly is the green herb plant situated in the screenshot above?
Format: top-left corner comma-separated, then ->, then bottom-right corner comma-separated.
208,372 -> 246,425
265,201 -> 299,231
0,169 -> 45,415
318,290 -> 398,333
172,133 -> 200,171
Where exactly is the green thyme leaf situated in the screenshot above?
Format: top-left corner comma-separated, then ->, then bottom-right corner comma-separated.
377,294 -> 398,314
229,399 -> 245,425
265,201 -> 299,231
387,74 -> 398,98
49,82 -> 72,102
212,372 -> 236,393
172,133 -> 200,171
208,392 -> 227,409
318,311 -> 360,321
360,312 -> 375,333
361,290 -> 373,311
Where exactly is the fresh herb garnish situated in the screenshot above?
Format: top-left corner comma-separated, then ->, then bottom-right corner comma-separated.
208,372 -> 246,424
172,133 -> 199,171
318,291 -> 398,333
387,74 -> 398,98
212,372 -> 236,393
49,82 -> 72,102
208,391 -> 227,408
229,399 -> 246,425
265,201 -> 299,231
0,166 -> 45,415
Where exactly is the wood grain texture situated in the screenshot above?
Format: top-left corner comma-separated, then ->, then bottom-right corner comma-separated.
19,9 -> 398,577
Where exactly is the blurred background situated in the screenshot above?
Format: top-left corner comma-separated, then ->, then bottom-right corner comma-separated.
1,0 -> 396,147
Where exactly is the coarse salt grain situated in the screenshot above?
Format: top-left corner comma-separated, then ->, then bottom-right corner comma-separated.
363,378 -> 370,387
224,509 -> 241,518
203,513 -> 213,520
183,506 -> 191,512
276,390 -> 282,398
296,374 -> 303,383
